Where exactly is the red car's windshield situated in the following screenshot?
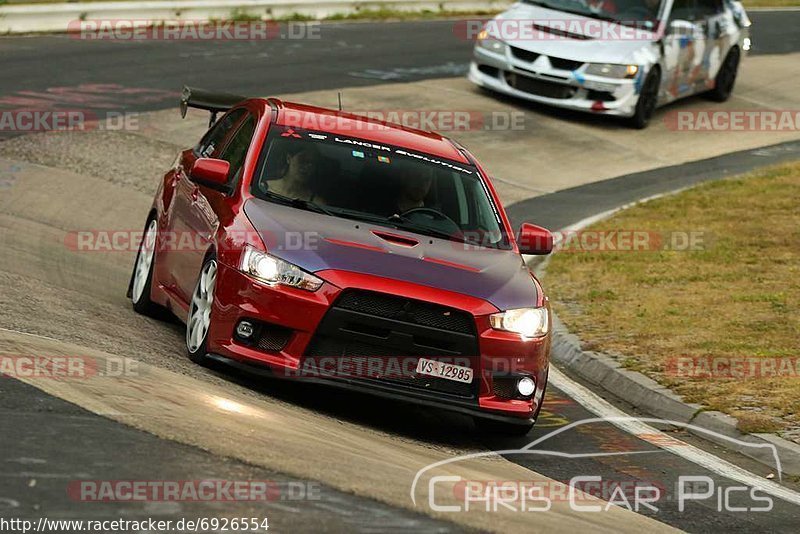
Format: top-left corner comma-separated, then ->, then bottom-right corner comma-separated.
251,126 -> 511,250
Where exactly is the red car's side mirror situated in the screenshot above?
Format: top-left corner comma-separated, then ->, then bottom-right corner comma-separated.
190,158 -> 230,190
517,223 -> 553,255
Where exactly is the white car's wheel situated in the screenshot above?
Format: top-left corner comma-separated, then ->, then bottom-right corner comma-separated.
706,47 -> 740,102
628,68 -> 660,129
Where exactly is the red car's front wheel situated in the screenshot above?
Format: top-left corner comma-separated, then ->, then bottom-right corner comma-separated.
186,256 -> 217,364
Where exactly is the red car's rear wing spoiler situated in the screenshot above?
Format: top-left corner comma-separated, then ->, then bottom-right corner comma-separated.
180,85 -> 247,126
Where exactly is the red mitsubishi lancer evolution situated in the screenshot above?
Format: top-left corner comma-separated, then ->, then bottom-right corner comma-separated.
128,87 -> 553,434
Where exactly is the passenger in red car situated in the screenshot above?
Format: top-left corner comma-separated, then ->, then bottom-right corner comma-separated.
587,0 -> 617,14
394,167 -> 434,214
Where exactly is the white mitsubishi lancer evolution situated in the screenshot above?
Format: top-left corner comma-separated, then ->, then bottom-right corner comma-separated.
468,0 -> 751,128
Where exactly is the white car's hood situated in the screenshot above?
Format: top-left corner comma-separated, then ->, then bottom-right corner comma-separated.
492,3 -> 658,64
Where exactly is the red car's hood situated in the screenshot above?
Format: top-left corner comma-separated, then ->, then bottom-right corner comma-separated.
243,198 -> 538,311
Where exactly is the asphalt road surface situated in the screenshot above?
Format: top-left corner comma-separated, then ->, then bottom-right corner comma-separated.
0,12 -> 796,118
0,377 -> 463,533
2,140 -> 799,532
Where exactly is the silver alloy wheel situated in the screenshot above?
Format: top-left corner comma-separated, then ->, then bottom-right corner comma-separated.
186,259 -> 217,354
131,219 -> 157,304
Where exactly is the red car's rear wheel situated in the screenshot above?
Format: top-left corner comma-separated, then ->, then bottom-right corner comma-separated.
131,218 -> 160,316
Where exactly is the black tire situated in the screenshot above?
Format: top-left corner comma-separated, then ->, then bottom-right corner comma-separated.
130,217 -> 162,317
627,68 -> 661,129
474,417 -> 535,437
186,255 -> 217,365
705,47 -> 740,102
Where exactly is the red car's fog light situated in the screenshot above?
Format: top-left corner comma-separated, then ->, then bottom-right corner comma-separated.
517,376 -> 536,397
233,319 -> 293,353
236,320 -> 255,339
492,374 -> 537,400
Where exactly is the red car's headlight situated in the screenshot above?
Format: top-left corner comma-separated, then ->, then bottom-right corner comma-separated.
240,245 -> 323,292
489,307 -> 549,339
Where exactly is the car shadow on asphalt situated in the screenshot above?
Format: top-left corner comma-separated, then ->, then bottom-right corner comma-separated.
154,314 -> 484,447
206,356 -> 488,448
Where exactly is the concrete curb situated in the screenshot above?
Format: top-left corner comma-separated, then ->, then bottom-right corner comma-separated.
532,188 -> 800,479
0,0 -> 509,34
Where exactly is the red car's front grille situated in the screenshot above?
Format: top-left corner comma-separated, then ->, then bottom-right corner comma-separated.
334,290 -> 476,335
303,290 -> 479,399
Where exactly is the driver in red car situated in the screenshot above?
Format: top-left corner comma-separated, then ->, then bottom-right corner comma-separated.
271,144 -> 327,202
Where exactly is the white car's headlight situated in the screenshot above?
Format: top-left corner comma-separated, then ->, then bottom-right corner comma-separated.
240,245 -> 323,291
584,63 -> 639,79
477,30 -> 507,54
490,307 -> 549,339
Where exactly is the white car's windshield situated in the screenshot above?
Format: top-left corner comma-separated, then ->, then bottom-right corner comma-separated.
523,0 -> 664,28
252,126 -> 511,250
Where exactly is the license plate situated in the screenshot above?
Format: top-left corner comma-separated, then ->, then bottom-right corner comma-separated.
415,358 -> 473,383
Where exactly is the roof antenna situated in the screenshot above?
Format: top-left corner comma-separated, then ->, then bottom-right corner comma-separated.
337,92 -> 343,111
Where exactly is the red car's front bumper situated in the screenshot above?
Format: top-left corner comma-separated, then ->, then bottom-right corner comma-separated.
207,262 -> 550,424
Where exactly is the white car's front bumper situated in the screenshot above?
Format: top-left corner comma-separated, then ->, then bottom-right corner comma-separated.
469,46 -> 642,118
